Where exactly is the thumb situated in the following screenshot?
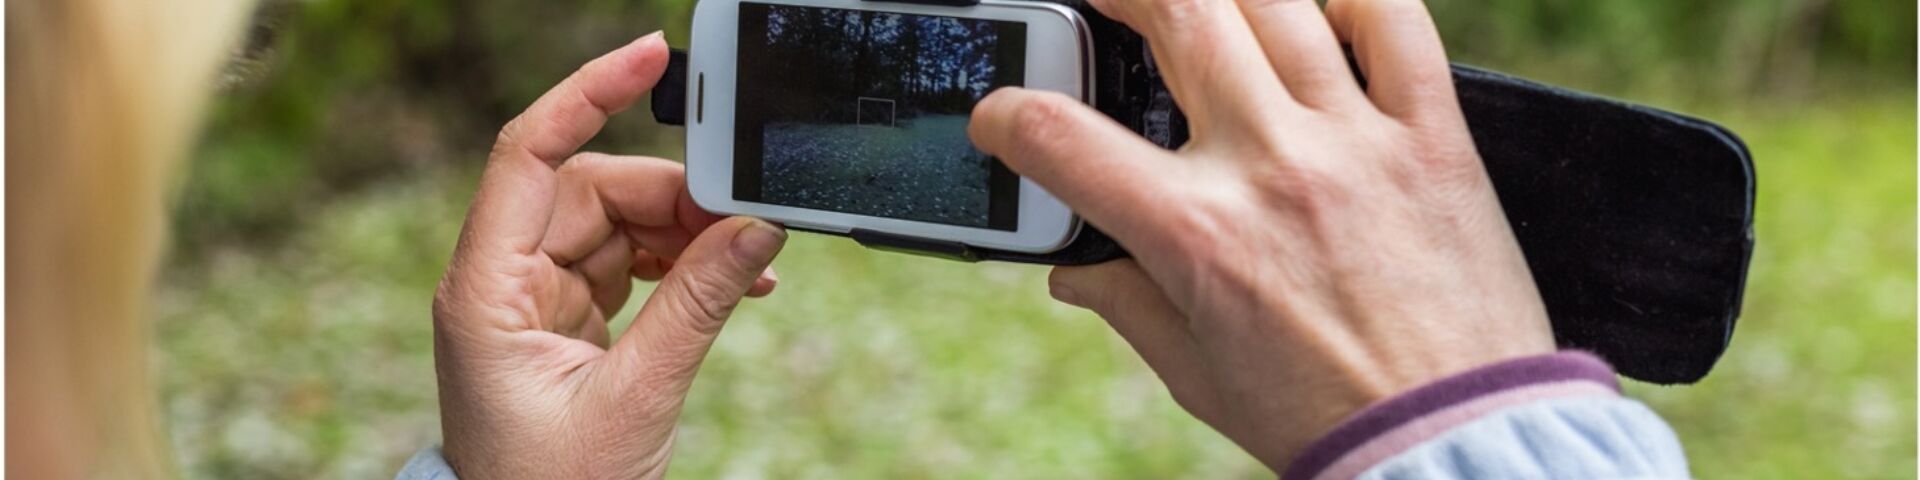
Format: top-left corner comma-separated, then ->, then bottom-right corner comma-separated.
1051,261 -> 1225,424
1050,262 -> 1196,366
593,216 -> 786,407
1049,260 -> 1180,327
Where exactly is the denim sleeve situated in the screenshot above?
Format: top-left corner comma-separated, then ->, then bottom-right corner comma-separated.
1286,352 -> 1691,480
395,445 -> 458,480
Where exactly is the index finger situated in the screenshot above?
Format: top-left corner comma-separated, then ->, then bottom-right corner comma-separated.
969,88 -> 1191,255
459,33 -> 672,258
542,154 -> 723,266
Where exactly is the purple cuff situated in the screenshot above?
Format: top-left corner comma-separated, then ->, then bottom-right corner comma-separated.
1282,351 -> 1622,480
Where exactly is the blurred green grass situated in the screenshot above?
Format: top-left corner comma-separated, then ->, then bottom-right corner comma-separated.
156,95 -> 1917,477
1625,97 -> 1917,479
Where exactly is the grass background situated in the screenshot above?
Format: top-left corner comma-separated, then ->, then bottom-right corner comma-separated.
158,0 -> 1916,477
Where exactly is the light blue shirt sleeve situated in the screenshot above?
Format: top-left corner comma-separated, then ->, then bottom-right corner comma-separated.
396,445 -> 458,480
1356,396 -> 1690,480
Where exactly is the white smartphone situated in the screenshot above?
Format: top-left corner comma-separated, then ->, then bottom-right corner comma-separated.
685,0 -> 1092,253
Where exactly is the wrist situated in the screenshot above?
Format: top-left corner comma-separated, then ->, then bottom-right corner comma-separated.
1281,351 -> 1621,480
1225,313 -> 1556,472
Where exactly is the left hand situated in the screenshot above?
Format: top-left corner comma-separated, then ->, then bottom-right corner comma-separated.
431,33 -> 787,479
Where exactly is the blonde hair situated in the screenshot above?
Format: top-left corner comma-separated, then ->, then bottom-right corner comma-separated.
7,0 -> 251,477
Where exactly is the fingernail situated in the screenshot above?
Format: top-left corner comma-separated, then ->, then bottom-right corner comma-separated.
760,267 -> 780,283
631,31 -> 664,48
731,219 -> 787,264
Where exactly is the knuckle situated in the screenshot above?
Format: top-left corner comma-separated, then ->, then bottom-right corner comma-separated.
1411,133 -> 1477,169
674,269 -> 743,329
1366,120 -> 1480,182
1177,200 -> 1238,257
1246,125 -> 1304,162
1251,161 -> 1348,215
1141,0 -> 1216,27
433,254 -> 546,330
1405,138 -> 1487,189
557,151 -> 605,175
432,258 -> 481,321
431,279 -> 461,320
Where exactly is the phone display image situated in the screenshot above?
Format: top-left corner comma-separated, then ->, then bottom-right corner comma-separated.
733,3 -> 1028,231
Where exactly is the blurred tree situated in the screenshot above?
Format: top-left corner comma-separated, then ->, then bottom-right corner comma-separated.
1426,0 -> 1915,98
176,0 -> 697,255
175,0 -> 1913,253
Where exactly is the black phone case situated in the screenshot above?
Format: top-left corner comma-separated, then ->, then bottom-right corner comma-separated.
649,0 -> 1754,384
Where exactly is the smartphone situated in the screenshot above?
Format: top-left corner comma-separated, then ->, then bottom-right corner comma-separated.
685,0 -> 1092,253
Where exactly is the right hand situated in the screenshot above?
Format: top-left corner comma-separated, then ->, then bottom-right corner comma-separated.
967,0 -> 1556,471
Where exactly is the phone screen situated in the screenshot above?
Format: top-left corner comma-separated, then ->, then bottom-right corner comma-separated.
733,2 -> 1027,231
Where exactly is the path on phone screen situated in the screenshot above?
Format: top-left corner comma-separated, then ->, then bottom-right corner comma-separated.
762,115 -> 993,227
